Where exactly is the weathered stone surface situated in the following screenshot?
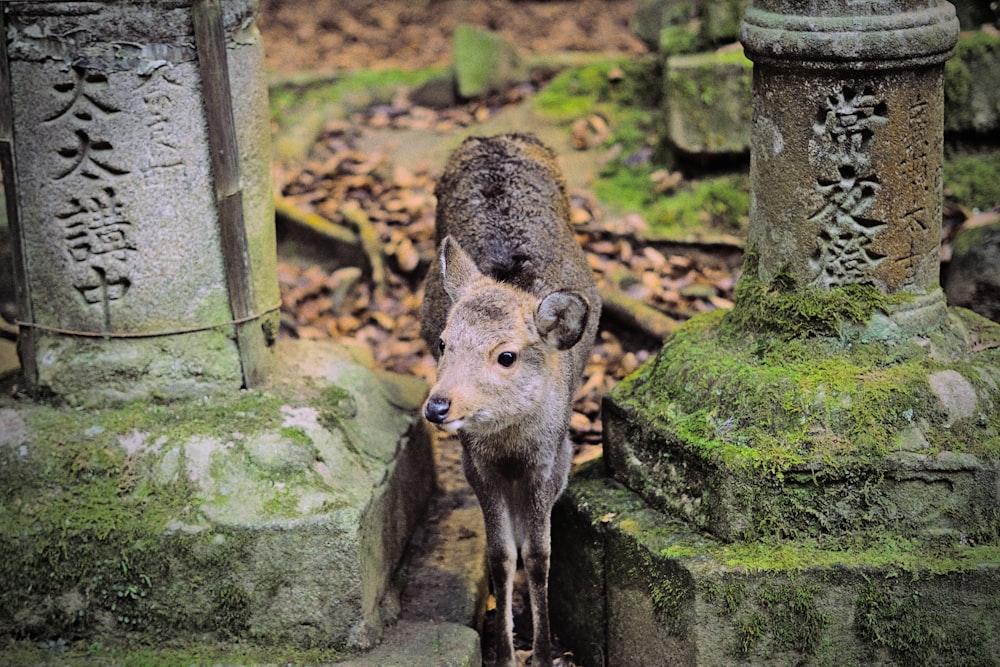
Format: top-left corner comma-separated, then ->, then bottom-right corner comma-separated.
631,0 -> 702,54
700,0 -> 748,45
452,24 -> 527,99
945,219 -> 1000,322
602,308 -> 1000,544
4,0 -> 277,402
741,0 -> 959,298
0,339 -> 434,651
552,463 -> 1000,667
333,620 -> 481,667
944,31 -> 1000,135
663,47 -> 752,155
409,73 -> 459,110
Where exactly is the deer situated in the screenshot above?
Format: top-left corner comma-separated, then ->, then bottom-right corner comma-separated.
420,133 -> 600,667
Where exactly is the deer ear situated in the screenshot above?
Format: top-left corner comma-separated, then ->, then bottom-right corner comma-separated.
535,290 -> 590,350
440,236 -> 483,302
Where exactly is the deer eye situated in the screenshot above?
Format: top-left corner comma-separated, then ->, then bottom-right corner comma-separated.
438,338 -> 446,353
497,351 -> 517,367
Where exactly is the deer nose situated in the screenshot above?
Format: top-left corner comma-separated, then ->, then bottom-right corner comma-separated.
424,396 -> 451,423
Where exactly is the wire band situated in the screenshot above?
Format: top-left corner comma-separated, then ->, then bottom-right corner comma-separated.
14,304 -> 281,339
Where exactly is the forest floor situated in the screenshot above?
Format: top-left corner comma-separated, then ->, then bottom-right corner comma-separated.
257,1 -> 742,664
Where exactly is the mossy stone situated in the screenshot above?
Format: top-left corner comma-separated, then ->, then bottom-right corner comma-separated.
0,339 -> 433,654
551,466 -> 1000,666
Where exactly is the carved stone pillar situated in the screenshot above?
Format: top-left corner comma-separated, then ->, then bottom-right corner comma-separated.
740,0 -> 959,322
1,0 -> 277,402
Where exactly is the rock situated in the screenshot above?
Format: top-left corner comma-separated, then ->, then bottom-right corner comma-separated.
631,0 -> 702,54
662,46 -> 752,155
945,218 -> 1000,322
409,73 -> 459,109
944,30 -> 1000,135
700,0 -> 748,45
334,620 -> 481,667
552,463 -> 1000,667
0,339 -> 435,652
452,24 -> 528,99
631,0 -> 748,54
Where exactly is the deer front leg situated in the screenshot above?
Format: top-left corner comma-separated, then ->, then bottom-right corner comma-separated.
483,503 -> 518,667
523,507 -> 554,667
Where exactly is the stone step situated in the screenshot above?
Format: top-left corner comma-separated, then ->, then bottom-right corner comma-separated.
602,308 -> 1000,544
551,461 -> 1000,667
331,620 -> 481,667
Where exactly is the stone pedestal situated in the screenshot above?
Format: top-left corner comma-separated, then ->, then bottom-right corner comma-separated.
551,2 -> 1000,664
1,0 -> 277,403
0,339 -> 434,653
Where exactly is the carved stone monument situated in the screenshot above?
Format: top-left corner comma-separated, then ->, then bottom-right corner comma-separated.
550,2 -> 1000,665
0,1 -> 437,659
2,0 -> 278,402
741,0 -> 957,332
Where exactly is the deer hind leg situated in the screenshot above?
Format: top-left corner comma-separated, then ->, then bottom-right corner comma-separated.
523,508 -> 554,667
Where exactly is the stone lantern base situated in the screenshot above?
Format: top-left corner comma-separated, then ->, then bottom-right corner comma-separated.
0,339 -> 434,653
550,299 -> 1000,666
552,463 -> 1000,667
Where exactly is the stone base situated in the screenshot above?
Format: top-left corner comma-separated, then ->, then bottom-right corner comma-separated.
0,339 -> 434,651
603,306 -> 1000,544
552,462 -> 1000,667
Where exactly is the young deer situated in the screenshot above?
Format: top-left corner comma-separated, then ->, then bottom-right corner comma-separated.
421,134 -> 600,667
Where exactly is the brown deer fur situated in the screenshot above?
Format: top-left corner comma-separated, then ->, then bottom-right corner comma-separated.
421,134 -> 600,667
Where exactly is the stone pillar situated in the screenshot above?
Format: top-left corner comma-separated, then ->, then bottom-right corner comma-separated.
0,0 -> 277,403
740,0 -> 959,317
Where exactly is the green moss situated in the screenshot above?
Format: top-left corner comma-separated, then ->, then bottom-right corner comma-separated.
318,384 -> 358,422
535,56 -> 661,122
613,517 -> 693,638
747,581 -> 826,656
721,255 -> 907,341
856,577 -> 1000,667
0,391 -> 293,642
944,31 -> 1000,135
943,149 -> 1000,212
610,285 -> 1000,543
269,67 -> 447,133
2,641 -> 350,666
953,29 -> 1000,62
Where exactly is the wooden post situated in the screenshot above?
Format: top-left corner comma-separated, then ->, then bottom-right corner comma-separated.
0,5 -> 37,393
193,0 -> 268,388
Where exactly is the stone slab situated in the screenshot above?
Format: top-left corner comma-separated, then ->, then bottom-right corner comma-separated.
334,620 -> 481,667
946,219 -> 1000,323
0,338 -> 433,651
551,461 -> 1000,667
453,24 -> 528,99
663,47 -> 752,156
945,30 -> 1000,135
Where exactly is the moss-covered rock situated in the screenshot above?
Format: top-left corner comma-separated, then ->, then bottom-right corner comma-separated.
604,298 -> 1000,544
662,46 -> 753,155
946,218 -> 1000,324
602,253 -> 1000,545
551,463 -> 1000,667
944,30 -> 1000,135
0,339 -> 433,656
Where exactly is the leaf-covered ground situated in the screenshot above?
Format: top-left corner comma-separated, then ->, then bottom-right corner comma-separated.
260,3 -> 747,664
273,96 -> 743,462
